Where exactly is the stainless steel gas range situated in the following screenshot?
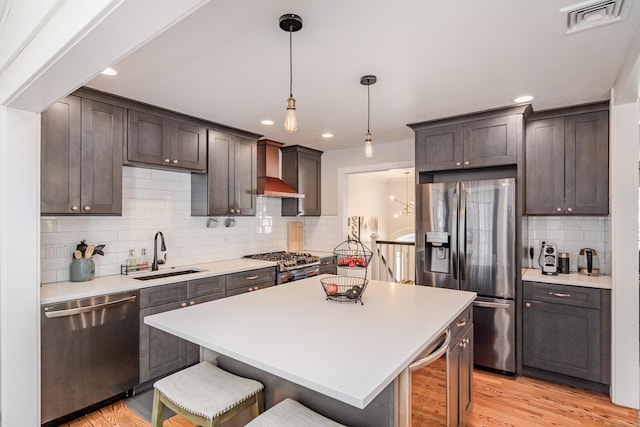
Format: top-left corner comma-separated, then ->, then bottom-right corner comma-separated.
244,251 -> 320,284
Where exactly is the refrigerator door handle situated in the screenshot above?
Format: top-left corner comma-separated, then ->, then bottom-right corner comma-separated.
459,181 -> 466,281
474,300 -> 511,309
451,183 -> 459,280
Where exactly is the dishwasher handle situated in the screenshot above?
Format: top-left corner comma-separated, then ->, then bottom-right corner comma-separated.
473,300 -> 511,309
409,329 -> 451,372
44,295 -> 137,318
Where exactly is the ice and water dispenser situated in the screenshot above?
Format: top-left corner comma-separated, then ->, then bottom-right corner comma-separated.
425,231 -> 450,274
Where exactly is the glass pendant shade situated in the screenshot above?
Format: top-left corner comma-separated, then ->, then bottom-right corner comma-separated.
284,96 -> 297,133
364,132 -> 373,158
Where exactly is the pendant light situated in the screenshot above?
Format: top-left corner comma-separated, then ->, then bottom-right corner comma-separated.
279,14 -> 303,133
361,75 -> 377,158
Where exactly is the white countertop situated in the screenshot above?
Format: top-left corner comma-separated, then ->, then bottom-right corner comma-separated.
40,258 -> 277,304
522,268 -> 611,289
145,276 -> 476,409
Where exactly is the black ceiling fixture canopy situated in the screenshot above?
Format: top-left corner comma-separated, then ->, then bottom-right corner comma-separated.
279,14 -> 303,32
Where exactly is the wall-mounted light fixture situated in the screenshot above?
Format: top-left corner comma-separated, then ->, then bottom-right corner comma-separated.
279,14 -> 303,133
361,75 -> 377,158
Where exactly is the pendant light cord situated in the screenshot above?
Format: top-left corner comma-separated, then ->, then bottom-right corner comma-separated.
367,84 -> 371,133
289,27 -> 293,98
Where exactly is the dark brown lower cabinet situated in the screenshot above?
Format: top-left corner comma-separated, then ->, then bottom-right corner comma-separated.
523,281 -> 611,392
139,277 -> 226,383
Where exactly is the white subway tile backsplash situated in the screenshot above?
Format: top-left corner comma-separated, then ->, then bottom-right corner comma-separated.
40,167 -> 340,283
525,215 -> 610,274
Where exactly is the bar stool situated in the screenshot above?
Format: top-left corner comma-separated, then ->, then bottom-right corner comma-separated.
245,398 -> 345,426
151,362 -> 264,427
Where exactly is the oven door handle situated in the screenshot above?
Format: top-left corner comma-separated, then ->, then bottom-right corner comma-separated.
306,268 -> 319,276
409,328 -> 451,372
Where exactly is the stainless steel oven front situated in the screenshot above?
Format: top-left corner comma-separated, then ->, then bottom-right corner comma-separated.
279,263 -> 320,284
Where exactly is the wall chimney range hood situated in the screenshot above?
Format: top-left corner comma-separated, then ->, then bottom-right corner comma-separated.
257,139 -> 305,198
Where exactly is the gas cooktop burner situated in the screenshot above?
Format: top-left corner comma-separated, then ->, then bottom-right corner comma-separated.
244,251 -> 320,270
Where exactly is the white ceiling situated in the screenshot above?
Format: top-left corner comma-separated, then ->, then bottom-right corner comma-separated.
86,0 -> 640,153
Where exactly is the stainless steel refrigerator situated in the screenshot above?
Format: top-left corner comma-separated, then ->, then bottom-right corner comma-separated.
416,178 -> 516,373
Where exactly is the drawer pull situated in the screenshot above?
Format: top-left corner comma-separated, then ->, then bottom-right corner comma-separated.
456,318 -> 467,327
246,275 -> 259,280
549,292 -> 571,298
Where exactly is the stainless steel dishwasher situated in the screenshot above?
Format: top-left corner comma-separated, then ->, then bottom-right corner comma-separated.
41,291 -> 139,425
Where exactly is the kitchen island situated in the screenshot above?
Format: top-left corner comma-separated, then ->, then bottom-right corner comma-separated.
145,275 -> 476,426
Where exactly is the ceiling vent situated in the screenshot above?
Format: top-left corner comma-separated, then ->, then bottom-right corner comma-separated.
560,0 -> 630,34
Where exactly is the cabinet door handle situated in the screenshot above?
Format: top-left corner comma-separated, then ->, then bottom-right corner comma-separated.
455,162 -> 461,166
567,207 -> 573,212
246,275 -> 259,280
190,301 -> 195,306
464,160 -> 470,166
556,207 -> 562,212
70,205 -> 79,212
181,302 -> 187,308
248,287 -> 254,292
230,209 -> 236,214
549,291 -> 571,298
172,159 -> 178,164
525,302 -> 531,308
456,318 -> 467,327
83,205 -> 92,212
164,158 -> 171,163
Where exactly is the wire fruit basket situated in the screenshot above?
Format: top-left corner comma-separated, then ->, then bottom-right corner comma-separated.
334,239 -> 373,270
320,276 -> 369,305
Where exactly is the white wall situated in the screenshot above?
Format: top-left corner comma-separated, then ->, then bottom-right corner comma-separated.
347,174 -> 391,240
41,167 -> 339,283
322,139 -> 414,215
0,106 -> 41,427
609,98 -> 640,408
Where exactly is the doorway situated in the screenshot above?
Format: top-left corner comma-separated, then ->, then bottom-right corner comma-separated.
340,164 -> 415,282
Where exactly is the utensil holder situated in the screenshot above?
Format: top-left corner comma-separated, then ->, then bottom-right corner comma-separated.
70,258 -> 95,282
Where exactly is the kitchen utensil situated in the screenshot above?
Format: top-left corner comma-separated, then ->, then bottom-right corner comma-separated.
558,252 -> 570,274
84,245 -> 95,258
529,247 -> 534,269
288,221 -> 304,252
541,242 -> 558,275
577,248 -> 600,276
73,250 -> 82,259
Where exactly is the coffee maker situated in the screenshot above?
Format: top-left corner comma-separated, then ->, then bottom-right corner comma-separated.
578,248 -> 600,276
541,242 -> 558,275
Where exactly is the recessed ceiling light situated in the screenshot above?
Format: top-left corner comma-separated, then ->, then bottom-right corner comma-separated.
321,133 -> 333,138
514,95 -> 533,103
101,67 -> 118,76
260,120 -> 274,125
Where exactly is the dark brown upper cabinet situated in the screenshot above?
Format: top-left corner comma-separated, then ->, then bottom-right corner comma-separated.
191,130 -> 258,217
525,103 -> 608,215
41,95 -> 123,215
127,110 -> 206,172
281,145 -> 323,216
410,105 -> 529,173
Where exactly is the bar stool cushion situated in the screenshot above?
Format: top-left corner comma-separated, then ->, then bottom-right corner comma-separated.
245,398 -> 345,426
154,362 -> 263,420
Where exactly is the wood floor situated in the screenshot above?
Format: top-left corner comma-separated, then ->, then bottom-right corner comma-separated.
61,369 -> 638,427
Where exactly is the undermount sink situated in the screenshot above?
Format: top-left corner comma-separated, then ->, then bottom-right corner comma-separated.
133,269 -> 205,281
